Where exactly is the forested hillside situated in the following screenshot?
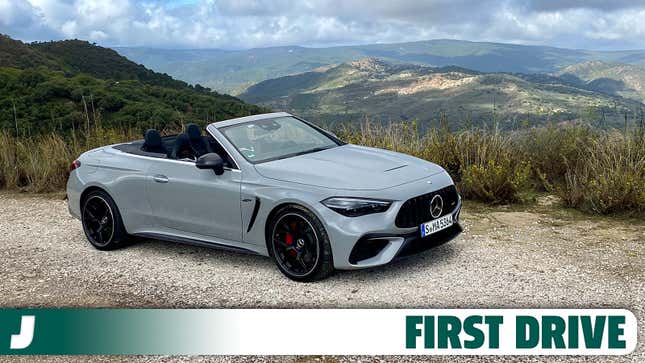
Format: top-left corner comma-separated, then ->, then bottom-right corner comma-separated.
0,35 -> 266,135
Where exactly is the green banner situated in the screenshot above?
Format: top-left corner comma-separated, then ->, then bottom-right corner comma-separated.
0,309 -> 238,355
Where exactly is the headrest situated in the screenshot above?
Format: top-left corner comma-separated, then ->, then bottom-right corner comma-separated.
144,129 -> 162,147
175,133 -> 190,145
186,123 -> 201,140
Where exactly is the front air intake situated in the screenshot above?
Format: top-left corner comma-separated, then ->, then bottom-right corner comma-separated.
349,238 -> 390,264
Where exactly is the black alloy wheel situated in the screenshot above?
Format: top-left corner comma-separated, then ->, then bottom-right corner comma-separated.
268,206 -> 334,282
81,190 -> 128,250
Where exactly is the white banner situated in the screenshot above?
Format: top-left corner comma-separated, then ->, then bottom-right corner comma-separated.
219,309 -> 637,355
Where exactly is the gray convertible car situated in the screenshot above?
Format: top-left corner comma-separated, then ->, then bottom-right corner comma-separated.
67,112 -> 462,281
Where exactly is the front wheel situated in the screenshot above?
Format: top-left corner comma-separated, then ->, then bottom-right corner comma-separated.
81,190 -> 128,250
268,205 -> 334,282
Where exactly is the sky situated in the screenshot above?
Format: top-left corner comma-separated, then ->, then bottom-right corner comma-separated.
2,0 -> 645,50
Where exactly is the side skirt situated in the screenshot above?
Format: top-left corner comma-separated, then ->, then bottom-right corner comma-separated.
132,232 -> 260,255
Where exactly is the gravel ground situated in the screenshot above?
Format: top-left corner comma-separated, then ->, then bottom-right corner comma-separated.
0,193 -> 643,362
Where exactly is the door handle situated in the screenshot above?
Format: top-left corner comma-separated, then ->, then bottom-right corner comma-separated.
153,174 -> 169,183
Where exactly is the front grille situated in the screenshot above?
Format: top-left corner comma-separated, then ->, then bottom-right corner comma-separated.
395,185 -> 459,228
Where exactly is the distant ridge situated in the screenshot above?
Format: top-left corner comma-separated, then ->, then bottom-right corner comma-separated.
240,58 -> 643,128
556,60 -> 645,103
114,39 -> 645,94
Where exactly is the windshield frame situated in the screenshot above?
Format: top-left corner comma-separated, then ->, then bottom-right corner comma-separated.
217,116 -> 345,164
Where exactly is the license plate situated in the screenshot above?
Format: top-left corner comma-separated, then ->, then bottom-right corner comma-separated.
420,214 -> 453,237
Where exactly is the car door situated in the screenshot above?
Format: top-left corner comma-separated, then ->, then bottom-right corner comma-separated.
145,158 -> 242,242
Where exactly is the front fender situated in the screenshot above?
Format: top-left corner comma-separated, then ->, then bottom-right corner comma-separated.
240,183 -> 331,254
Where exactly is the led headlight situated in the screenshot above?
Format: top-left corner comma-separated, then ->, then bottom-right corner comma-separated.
322,197 -> 392,217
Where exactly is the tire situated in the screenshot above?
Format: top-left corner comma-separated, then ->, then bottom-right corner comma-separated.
81,190 -> 129,251
267,205 -> 334,282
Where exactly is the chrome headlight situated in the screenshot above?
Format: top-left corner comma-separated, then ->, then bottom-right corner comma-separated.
321,197 -> 392,217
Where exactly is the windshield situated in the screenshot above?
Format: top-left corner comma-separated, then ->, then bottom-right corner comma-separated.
220,116 -> 340,163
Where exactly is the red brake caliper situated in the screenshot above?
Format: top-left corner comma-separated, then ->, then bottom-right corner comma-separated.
286,222 -> 297,257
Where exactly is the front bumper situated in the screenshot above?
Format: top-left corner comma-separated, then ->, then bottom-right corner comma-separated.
393,222 -> 462,260
330,195 -> 462,270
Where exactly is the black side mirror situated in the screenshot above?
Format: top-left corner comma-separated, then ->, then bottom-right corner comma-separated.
196,153 -> 224,175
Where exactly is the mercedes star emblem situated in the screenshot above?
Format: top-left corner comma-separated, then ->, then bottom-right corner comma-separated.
430,195 -> 444,218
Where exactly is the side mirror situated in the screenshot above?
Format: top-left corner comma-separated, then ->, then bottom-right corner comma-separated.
196,153 -> 224,175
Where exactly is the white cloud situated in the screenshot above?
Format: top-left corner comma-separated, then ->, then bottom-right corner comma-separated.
60,20 -> 76,36
0,0 -> 644,49
76,0 -> 130,23
89,29 -> 107,39
0,0 -> 37,26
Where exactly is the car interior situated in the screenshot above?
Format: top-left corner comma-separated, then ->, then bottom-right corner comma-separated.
113,123 -> 237,168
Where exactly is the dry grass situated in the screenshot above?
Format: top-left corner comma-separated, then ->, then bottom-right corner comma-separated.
0,127 -> 138,192
0,121 -> 643,215
339,122 -> 531,203
559,130 -> 645,214
339,121 -> 644,215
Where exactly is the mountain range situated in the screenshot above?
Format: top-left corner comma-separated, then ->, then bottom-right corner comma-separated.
240,58 -> 644,128
115,39 -> 645,95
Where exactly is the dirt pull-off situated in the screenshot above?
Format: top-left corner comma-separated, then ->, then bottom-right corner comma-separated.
0,193 -> 643,362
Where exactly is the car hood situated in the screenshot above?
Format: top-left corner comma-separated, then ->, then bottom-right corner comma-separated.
254,144 -> 445,190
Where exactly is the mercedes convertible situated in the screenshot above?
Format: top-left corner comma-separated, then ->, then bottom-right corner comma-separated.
67,112 -> 462,281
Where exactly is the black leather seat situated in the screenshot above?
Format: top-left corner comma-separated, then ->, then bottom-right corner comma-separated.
171,133 -> 196,160
141,129 -> 168,155
186,123 -> 213,157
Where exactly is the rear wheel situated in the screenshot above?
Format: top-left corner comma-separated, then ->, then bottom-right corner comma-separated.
268,205 -> 334,282
81,190 -> 128,250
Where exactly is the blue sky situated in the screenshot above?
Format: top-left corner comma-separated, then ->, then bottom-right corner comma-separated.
2,0 -> 645,50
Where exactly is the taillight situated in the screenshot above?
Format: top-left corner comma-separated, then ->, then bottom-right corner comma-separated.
69,160 -> 81,172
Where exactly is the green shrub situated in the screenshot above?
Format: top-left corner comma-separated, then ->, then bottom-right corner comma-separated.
517,125 -> 596,191
460,159 -> 531,203
558,131 -> 644,214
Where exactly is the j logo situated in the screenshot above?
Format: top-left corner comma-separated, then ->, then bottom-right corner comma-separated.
10,316 -> 35,350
